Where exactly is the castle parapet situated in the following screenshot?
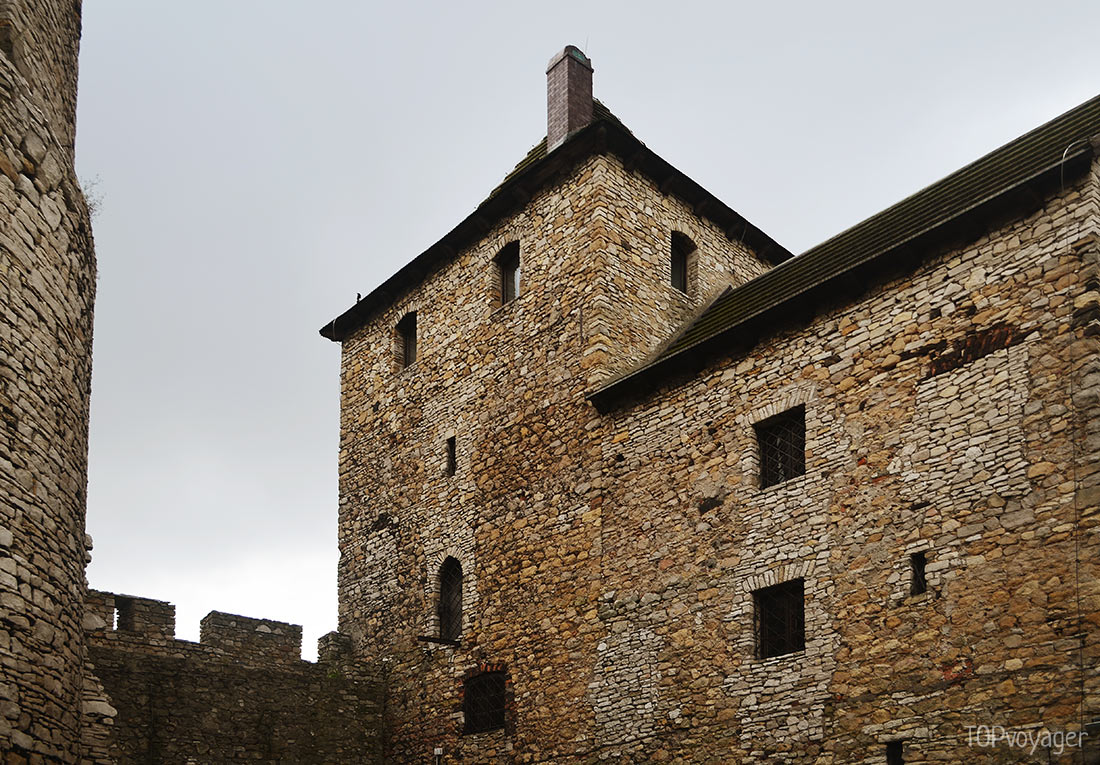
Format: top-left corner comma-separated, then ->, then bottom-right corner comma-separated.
199,610 -> 302,664
87,589 -> 175,640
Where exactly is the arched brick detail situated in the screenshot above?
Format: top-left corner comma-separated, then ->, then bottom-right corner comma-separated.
423,540 -> 476,642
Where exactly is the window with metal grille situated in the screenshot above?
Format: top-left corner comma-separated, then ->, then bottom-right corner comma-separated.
755,405 -> 806,488
886,740 -> 904,765
670,231 -> 695,293
445,436 -> 457,476
496,241 -> 520,305
463,671 -> 505,734
438,557 -> 462,641
754,578 -> 805,659
397,311 -> 417,368
910,551 -> 927,596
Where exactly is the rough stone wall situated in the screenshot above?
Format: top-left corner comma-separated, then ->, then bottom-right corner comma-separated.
585,154 -> 772,387
593,159 -> 1100,762
0,0 -> 101,761
85,590 -> 383,764
337,136 -> 1098,761
336,155 -> 773,762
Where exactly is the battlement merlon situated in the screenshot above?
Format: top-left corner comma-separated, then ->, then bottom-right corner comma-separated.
199,610 -> 303,663
86,590 -> 175,640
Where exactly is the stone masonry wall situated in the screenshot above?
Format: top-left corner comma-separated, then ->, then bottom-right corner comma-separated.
85,590 -> 383,764
592,159 -> 1100,762
336,153 -> 774,763
337,135 -> 1098,762
0,1 -> 102,761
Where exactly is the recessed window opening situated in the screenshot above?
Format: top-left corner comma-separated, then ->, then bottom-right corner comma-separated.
0,21 -> 14,62
886,740 -> 905,765
438,557 -> 462,641
114,596 -> 134,632
755,405 -> 806,488
397,311 -> 417,368
464,671 -> 505,734
445,436 -> 457,476
496,241 -> 520,305
910,551 -> 928,596
670,231 -> 696,293
754,578 -> 805,659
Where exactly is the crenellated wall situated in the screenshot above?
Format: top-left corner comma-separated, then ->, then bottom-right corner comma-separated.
86,590 -> 383,764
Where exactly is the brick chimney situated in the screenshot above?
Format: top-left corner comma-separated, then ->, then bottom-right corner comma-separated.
546,45 -> 594,152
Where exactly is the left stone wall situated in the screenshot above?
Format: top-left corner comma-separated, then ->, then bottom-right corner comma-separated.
86,591 -> 383,764
0,1 -> 102,760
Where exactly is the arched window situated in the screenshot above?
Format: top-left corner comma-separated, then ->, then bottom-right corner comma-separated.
670,231 -> 696,293
438,557 -> 462,641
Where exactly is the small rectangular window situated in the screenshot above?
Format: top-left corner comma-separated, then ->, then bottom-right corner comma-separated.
670,231 -> 695,293
464,671 -> 505,734
114,597 -> 135,632
755,405 -> 806,488
886,740 -> 904,764
397,312 -> 417,368
910,551 -> 927,596
445,436 -> 457,476
497,241 -> 520,305
754,578 -> 805,659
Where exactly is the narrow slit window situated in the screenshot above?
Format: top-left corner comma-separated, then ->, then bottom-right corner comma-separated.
397,311 -> 417,369
670,231 -> 695,293
496,241 -> 520,305
910,551 -> 927,596
438,557 -> 462,641
886,740 -> 904,765
754,578 -> 805,659
464,671 -> 505,734
445,436 -> 457,476
114,597 -> 135,632
755,405 -> 806,488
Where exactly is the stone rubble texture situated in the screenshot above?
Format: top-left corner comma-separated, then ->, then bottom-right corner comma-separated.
333,107 -> 1100,762
0,1 -> 111,761
2,4 -> 1098,760
84,591 -> 382,763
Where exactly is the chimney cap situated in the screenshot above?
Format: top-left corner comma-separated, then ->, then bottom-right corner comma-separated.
547,45 -> 592,74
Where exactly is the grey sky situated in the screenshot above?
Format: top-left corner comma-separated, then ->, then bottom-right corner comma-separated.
76,1 -> 1100,658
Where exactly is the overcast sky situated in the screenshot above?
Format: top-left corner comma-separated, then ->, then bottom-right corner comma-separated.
75,1 -> 1100,659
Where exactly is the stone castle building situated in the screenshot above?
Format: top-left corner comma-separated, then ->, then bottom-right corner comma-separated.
2,2 -> 1098,759
321,47 -> 1100,762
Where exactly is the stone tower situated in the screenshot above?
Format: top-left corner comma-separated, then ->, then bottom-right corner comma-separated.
0,0 -> 98,760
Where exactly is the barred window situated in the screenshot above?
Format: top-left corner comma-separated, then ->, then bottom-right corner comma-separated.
670,231 -> 695,293
754,578 -> 805,658
397,311 -> 417,369
463,671 -> 505,734
910,551 -> 927,596
755,405 -> 806,488
496,241 -> 520,305
438,557 -> 462,641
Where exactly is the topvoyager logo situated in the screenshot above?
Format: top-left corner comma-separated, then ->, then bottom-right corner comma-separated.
966,725 -> 1088,756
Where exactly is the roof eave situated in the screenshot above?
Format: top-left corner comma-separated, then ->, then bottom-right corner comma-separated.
319,118 -> 792,342
588,146 -> 1096,413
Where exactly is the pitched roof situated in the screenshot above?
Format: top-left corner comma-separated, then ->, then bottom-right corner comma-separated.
590,94 -> 1100,411
319,103 -> 791,341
